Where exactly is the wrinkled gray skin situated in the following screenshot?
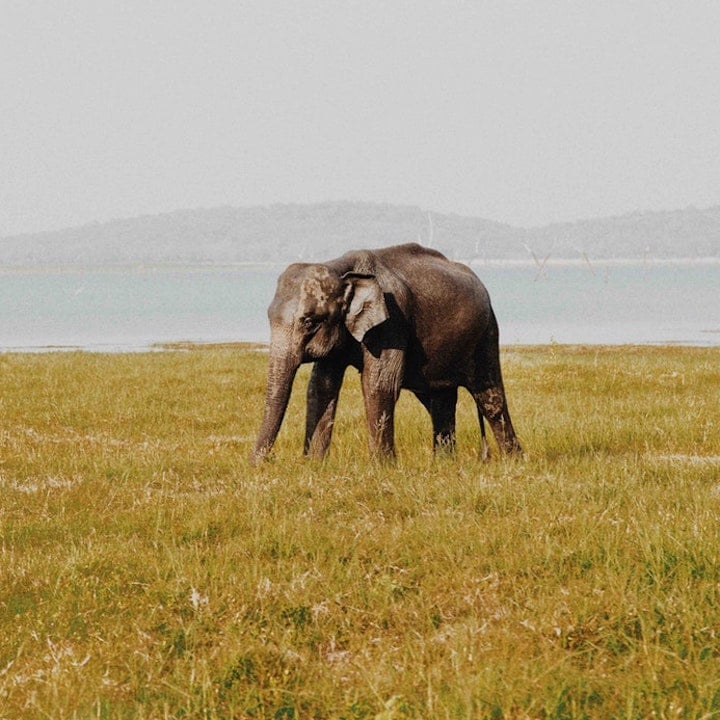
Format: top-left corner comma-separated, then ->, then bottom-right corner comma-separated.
251,243 -> 521,464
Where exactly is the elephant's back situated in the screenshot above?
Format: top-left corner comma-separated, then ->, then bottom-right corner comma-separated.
377,244 -> 490,309
334,241 -> 493,330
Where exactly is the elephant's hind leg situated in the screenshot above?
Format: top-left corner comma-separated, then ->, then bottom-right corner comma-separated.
471,315 -> 522,457
472,386 -> 521,456
416,388 -> 458,452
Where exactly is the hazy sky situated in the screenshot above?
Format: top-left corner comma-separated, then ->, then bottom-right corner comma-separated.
2,1 -> 720,236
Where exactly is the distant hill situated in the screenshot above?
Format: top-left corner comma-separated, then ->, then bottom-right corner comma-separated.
1,201 -> 719,266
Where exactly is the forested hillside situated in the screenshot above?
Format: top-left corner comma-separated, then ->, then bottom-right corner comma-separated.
1,202 -> 719,266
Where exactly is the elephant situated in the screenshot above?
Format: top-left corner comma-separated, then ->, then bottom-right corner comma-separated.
251,243 -> 521,464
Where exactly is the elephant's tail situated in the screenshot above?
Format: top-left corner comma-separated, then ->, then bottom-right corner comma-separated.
480,415 -> 489,461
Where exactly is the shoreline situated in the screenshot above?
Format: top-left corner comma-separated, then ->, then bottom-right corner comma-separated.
3,337 -> 719,355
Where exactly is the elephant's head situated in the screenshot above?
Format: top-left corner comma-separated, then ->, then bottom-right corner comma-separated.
251,263 -> 388,463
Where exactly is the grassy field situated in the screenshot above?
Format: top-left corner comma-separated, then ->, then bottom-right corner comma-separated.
1,344 -> 719,719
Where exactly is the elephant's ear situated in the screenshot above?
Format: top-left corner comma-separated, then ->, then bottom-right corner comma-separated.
342,273 -> 389,342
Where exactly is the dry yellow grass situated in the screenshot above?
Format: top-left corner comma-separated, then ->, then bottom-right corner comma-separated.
1,344 -> 719,718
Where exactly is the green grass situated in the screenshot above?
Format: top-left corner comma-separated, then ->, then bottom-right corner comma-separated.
1,344 -> 719,719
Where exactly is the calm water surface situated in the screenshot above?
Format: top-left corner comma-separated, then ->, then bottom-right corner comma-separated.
1,262 -> 718,351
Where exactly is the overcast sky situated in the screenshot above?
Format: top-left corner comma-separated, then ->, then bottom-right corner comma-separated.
2,1 -> 719,237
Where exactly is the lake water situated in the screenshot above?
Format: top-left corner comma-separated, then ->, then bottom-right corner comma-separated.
1,262 -> 718,351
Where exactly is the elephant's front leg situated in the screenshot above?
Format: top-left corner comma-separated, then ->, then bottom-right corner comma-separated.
305,360 -> 346,459
360,349 -> 403,459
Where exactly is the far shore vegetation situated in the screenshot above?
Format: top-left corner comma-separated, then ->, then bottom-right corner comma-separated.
1,344 -> 719,718
2,201 -> 719,266
1,256 -> 720,278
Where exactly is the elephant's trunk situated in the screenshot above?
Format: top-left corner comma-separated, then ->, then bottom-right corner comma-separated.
250,346 -> 300,465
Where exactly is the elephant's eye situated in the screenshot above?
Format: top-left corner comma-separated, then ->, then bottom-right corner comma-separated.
302,316 -> 322,333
